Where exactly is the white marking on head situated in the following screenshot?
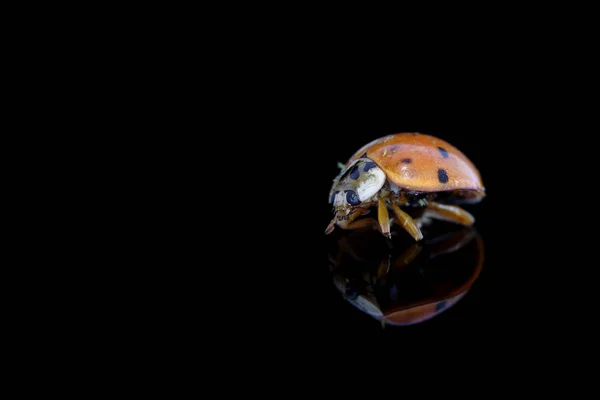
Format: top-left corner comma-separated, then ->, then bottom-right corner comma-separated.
329,158 -> 386,207
333,192 -> 345,207
356,166 -> 385,201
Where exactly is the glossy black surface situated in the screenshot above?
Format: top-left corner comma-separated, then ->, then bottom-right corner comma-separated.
7,54 -> 588,365
327,225 -> 484,327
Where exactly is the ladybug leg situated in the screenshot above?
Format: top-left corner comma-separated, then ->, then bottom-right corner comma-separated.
342,216 -> 399,238
390,201 -> 424,241
325,207 -> 372,234
424,202 -> 475,226
377,197 -> 392,239
340,217 -> 380,231
325,217 -> 337,234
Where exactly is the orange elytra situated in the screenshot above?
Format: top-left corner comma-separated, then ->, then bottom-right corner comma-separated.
326,132 -> 485,240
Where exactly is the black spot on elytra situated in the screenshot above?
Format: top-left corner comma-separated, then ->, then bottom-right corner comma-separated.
438,147 -> 449,158
330,190 -> 339,204
345,190 -> 360,206
438,168 -> 449,183
400,158 -> 412,164
349,167 -> 360,179
363,161 -> 377,172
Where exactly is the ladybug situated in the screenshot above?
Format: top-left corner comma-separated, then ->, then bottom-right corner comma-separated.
326,132 -> 485,240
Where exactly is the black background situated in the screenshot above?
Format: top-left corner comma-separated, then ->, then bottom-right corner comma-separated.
9,42 -> 592,363
6,11 -> 598,381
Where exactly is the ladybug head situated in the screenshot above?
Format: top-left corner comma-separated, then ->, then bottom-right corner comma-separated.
329,158 -> 386,212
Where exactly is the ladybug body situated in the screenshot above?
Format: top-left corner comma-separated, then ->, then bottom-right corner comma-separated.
326,132 -> 485,240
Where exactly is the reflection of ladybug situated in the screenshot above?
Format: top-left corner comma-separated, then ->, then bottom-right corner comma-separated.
328,226 -> 484,327
381,292 -> 469,326
326,133 -> 485,240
